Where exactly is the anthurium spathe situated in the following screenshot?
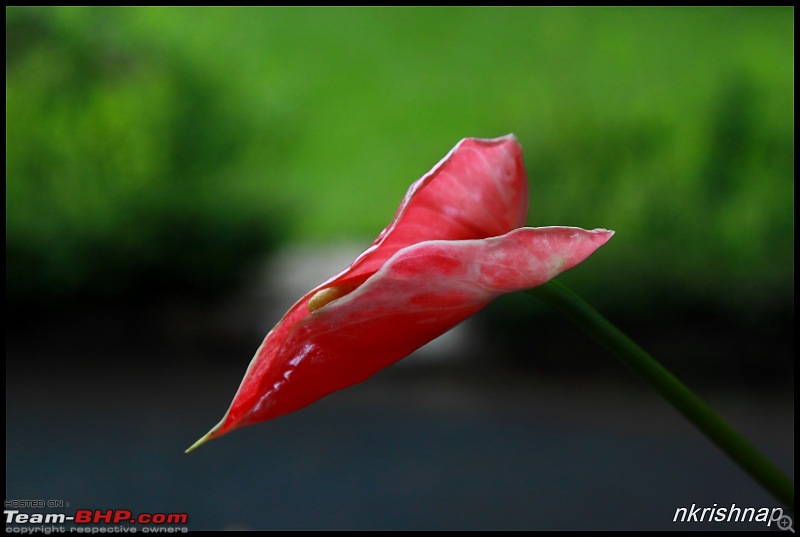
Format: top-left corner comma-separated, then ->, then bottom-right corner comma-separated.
187,134 -> 613,452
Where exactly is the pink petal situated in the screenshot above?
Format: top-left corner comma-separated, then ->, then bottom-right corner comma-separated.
326,135 -> 528,287
199,227 -> 612,442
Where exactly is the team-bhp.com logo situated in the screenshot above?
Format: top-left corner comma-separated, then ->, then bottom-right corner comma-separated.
5,508 -> 188,533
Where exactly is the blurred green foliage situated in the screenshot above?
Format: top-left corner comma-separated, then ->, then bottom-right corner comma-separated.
7,7 -> 287,303
6,7 -> 794,312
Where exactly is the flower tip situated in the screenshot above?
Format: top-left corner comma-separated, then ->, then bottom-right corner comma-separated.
591,228 -> 615,243
184,435 -> 208,453
185,422 -> 224,453
184,434 -> 211,454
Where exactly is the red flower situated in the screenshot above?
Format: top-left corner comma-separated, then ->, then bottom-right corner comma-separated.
188,135 -> 613,451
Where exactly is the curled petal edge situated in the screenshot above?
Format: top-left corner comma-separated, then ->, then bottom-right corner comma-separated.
316,135 -> 528,290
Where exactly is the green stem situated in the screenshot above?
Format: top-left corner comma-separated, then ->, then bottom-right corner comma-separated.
528,279 -> 794,508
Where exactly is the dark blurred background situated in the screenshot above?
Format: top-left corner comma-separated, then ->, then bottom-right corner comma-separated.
6,6 -> 793,530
